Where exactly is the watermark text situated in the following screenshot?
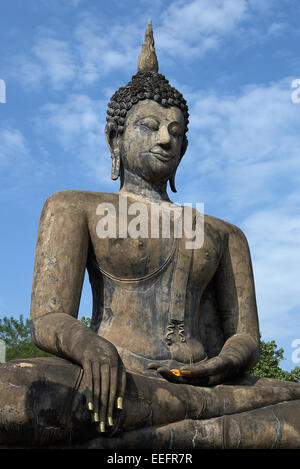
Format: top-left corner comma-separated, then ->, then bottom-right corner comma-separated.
95,195 -> 204,249
291,79 -> 300,104
291,339 -> 300,364
0,79 -> 6,103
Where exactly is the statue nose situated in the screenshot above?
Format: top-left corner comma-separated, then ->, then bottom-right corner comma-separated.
158,126 -> 171,147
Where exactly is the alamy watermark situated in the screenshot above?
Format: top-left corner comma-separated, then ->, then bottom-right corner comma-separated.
0,79 -> 6,103
95,195 -> 204,249
291,339 -> 300,364
291,79 -> 300,104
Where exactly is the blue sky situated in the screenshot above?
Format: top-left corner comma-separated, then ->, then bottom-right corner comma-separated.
0,0 -> 300,370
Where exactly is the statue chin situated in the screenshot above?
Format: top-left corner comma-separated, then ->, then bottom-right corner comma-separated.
0,20 -> 300,450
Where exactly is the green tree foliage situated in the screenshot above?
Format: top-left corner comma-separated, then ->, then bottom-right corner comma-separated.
251,339 -> 300,382
0,315 -> 53,361
0,315 -> 92,361
80,316 -> 91,328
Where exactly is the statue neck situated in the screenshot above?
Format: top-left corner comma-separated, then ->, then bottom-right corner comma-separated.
119,169 -> 170,203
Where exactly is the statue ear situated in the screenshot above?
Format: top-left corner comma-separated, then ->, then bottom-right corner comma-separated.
105,122 -> 121,180
169,137 -> 188,193
181,136 -> 188,158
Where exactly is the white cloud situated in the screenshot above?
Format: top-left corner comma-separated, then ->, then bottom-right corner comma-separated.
155,0 -> 278,59
32,35 -> 77,89
9,16 -> 140,90
11,56 -> 44,88
38,93 -> 113,183
180,78 -> 300,211
243,203 -> 300,341
267,22 -> 286,36
0,126 -> 29,168
0,124 -> 55,192
10,29 -> 77,90
157,0 -> 248,58
7,0 -> 281,90
73,16 -> 140,84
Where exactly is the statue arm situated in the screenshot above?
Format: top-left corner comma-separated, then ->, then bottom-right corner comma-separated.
213,226 -> 260,369
178,226 -> 260,385
30,191 -> 89,356
30,191 -> 126,428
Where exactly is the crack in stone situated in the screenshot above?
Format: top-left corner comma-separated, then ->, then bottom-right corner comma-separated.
271,410 -> 282,449
192,428 -> 198,448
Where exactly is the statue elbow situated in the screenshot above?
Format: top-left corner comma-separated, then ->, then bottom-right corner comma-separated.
29,318 -> 40,347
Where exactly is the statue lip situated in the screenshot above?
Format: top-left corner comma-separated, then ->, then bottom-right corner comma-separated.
149,150 -> 174,162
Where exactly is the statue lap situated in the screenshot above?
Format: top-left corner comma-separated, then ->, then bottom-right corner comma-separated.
0,356 -> 299,448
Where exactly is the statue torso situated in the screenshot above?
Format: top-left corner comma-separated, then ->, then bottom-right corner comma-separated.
83,192 -> 228,371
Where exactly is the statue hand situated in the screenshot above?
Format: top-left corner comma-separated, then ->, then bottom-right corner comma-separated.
179,355 -> 237,385
148,355 -> 236,386
80,335 -> 127,432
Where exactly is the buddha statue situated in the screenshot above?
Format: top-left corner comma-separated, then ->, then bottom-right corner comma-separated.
0,21 -> 299,449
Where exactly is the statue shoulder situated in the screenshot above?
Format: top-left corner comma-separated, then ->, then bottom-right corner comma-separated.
203,212 -> 249,242
41,189 -> 114,216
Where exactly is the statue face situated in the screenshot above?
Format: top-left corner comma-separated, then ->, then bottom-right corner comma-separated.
119,99 -> 185,184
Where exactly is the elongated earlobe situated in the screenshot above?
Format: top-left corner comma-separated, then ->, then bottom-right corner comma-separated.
111,148 -> 120,180
181,137 -> 188,158
169,137 -> 188,192
169,172 -> 177,193
105,121 -> 120,181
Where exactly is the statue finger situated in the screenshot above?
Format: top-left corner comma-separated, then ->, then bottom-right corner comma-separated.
156,367 -> 183,383
180,357 -> 223,378
147,362 -> 160,370
116,366 -> 127,412
92,361 -> 101,423
99,364 -> 110,433
107,365 -> 118,428
83,360 -> 94,413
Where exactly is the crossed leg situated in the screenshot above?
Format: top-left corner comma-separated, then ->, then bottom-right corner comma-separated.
0,357 -> 300,448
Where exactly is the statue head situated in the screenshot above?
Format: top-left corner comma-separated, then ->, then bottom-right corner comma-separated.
105,20 -> 189,192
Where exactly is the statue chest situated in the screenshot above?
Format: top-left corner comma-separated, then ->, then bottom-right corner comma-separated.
88,199 -> 180,280
90,236 -> 176,281
88,227 -> 223,286
87,199 -> 224,284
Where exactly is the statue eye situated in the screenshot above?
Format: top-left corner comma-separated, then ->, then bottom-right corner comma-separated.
169,123 -> 183,138
170,129 -> 181,138
139,117 -> 159,131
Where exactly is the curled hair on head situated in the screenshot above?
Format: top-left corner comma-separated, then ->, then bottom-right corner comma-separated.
106,71 -> 189,148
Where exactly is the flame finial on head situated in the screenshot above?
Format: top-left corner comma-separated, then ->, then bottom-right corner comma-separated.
137,20 -> 159,73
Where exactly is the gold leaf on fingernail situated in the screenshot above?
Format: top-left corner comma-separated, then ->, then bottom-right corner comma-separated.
180,370 -> 192,375
100,421 -> 105,433
108,416 -> 113,426
88,402 -> 93,411
94,412 -> 100,422
117,396 -> 123,409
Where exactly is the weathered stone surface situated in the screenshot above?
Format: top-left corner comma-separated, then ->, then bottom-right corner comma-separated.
0,21 -> 299,449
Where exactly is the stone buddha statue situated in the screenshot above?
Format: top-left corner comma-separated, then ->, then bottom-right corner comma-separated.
0,21 -> 299,449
